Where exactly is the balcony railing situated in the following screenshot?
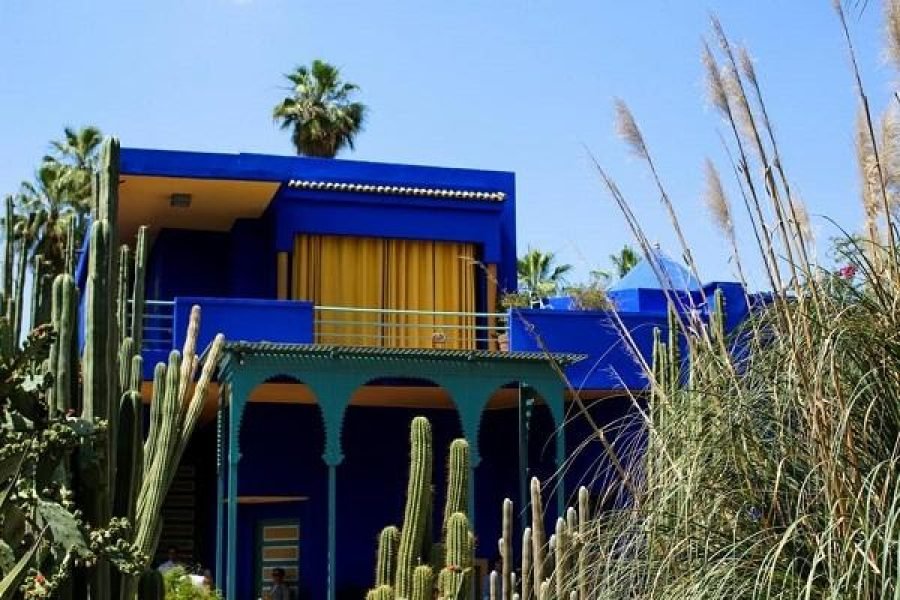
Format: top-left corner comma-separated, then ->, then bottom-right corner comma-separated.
138,300 -> 177,350
313,305 -> 507,349
132,298 -> 508,353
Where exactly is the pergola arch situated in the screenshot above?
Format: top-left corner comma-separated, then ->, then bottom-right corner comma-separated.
213,343 -> 583,600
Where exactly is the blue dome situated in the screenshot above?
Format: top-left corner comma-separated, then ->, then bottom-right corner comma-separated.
609,248 -> 702,292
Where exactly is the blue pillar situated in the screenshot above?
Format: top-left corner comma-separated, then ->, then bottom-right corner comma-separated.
214,386 -> 226,585
555,419 -> 566,517
326,462 -> 338,600
225,380 -> 246,600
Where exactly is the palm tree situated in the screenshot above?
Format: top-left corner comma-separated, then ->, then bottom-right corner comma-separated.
47,126 -> 103,171
517,248 -> 573,299
44,125 -> 103,213
272,60 -> 367,158
17,161 -> 81,274
610,244 -> 640,278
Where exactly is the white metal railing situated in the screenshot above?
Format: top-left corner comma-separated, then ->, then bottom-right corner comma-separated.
314,305 -> 508,349
133,299 -> 176,350
130,299 -> 509,351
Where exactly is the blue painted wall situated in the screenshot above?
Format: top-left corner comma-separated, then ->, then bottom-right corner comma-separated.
146,229 -> 230,301
172,297 -> 314,353
229,217 -> 276,298
509,309 -> 666,391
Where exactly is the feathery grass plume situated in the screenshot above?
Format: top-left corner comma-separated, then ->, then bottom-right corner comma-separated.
701,42 -> 729,116
614,99 -> 649,160
857,107 -> 881,221
701,159 -> 753,289
887,0 -> 900,70
835,0 -> 898,273
791,195 -> 813,245
880,103 -> 900,200
737,42 -> 818,289
703,158 -> 734,240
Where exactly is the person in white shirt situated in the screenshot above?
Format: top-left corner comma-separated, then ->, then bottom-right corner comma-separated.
157,546 -> 180,575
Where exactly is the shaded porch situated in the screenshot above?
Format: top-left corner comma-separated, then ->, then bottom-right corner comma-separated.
213,342 -> 583,600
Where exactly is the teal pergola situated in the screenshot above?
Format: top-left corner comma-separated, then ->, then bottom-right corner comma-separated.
213,342 -> 584,600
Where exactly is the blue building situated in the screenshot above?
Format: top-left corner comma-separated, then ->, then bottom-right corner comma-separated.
102,147 -> 750,599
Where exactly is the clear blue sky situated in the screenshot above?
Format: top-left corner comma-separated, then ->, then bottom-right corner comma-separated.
0,1 -> 889,288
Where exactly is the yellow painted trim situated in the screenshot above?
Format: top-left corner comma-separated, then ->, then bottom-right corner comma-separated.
486,263 -> 498,351
138,381 -> 622,424
237,496 -> 308,505
276,252 -> 289,300
117,175 -> 279,241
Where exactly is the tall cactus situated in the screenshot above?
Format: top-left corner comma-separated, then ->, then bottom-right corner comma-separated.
375,526 -> 400,587
500,498 -> 513,600
395,416 -> 433,598
443,439 -> 470,532
367,418 -> 474,600
529,478 -> 546,589
493,484 -> 593,600
1,135 -> 230,600
437,512 -> 473,600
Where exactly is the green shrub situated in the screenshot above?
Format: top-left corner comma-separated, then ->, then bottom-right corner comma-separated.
162,567 -> 222,600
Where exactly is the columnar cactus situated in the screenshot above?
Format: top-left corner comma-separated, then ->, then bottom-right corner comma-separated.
529,478 -> 546,589
500,498 -> 513,600
1,137 -> 226,599
137,569 -> 164,600
412,565 -> 434,600
494,483 -> 592,599
367,418 -> 473,600
437,512 -> 472,600
443,439 -> 470,531
375,525 -> 400,587
395,416 -> 433,598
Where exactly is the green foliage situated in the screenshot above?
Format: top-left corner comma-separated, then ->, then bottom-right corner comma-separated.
562,282 -> 611,311
516,248 -> 572,300
162,568 -> 221,600
272,60 -> 367,158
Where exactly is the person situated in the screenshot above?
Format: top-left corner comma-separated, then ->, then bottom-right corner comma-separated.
157,546 -> 179,575
268,567 -> 291,600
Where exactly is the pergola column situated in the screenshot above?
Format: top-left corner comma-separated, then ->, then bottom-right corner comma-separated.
214,383 -> 228,587
303,373 -> 361,600
224,376 -> 253,600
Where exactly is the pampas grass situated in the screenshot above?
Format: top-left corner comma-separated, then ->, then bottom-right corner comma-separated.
516,3 -> 900,599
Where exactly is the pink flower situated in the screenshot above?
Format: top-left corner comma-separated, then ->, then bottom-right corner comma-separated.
838,264 -> 857,280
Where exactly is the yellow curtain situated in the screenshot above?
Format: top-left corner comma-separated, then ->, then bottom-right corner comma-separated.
293,234 -> 383,345
384,239 -> 435,348
433,243 -> 476,349
292,234 -> 476,348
